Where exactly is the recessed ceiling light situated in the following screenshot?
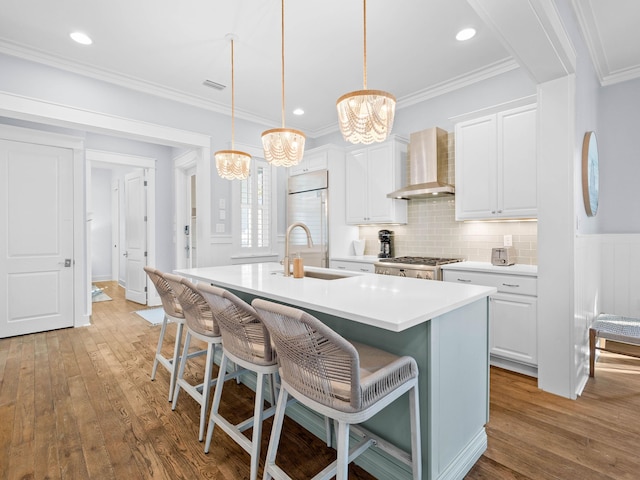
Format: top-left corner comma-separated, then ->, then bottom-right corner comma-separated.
70,32 -> 93,45
456,28 -> 476,42
293,108 -> 304,116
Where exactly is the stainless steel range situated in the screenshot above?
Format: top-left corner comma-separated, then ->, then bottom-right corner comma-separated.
374,256 -> 464,280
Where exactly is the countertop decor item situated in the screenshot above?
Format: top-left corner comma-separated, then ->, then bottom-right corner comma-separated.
215,35 -> 251,180
353,239 -> 365,256
336,0 -> 396,144
582,131 -> 599,217
261,0 -> 306,167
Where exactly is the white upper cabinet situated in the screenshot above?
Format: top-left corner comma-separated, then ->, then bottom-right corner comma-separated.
346,136 -> 408,225
288,148 -> 328,176
455,104 -> 537,220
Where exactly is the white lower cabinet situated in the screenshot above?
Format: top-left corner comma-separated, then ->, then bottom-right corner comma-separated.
442,265 -> 538,376
490,293 -> 537,366
330,259 -> 375,273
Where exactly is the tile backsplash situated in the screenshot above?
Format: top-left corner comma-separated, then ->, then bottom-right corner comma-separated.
357,131 -> 537,265
358,198 -> 537,264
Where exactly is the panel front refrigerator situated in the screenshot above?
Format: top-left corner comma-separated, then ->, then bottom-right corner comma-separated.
286,170 -> 328,268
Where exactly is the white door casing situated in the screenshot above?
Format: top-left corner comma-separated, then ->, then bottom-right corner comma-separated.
124,169 -> 147,304
86,149 -> 158,306
174,149 -> 198,270
0,139 -> 74,338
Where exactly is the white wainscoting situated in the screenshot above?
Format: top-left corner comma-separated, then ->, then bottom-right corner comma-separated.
600,234 -> 640,317
574,234 -> 602,396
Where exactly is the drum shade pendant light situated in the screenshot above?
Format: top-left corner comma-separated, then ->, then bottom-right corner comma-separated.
215,35 -> 251,180
336,0 -> 396,144
261,0 -> 305,166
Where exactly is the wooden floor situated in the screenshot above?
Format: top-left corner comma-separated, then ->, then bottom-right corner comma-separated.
1,281 -> 639,479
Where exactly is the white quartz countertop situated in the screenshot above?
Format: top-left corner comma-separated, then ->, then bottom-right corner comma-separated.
175,262 -> 495,332
441,261 -> 538,276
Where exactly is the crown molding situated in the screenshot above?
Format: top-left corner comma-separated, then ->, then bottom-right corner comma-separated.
0,39 -> 276,128
311,58 -> 520,138
0,91 -> 211,147
397,58 -> 519,109
571,0 -> 640,86
1,39 -> 524,139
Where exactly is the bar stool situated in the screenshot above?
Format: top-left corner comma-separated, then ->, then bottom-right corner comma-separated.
197,284 -> 279,480
252,298 -> 422,480
164,273 -> 228,442
143,266 -> 186,402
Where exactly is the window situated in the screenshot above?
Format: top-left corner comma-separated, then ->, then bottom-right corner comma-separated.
233,157 -> 276,257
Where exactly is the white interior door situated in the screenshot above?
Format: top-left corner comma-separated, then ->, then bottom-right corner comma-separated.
124,169 -> 147,304
0,139 -> 74,338
111,178 -> 120,281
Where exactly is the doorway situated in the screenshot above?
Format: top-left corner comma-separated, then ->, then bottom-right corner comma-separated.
87,150 -> 156,306
175,150 -> 200,270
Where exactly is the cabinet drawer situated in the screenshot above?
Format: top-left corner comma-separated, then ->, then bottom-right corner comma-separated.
330,260 -> 375,273
443,270 -> 536,296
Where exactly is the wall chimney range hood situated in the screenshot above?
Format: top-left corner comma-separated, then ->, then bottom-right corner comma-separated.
387,127 -> 454,199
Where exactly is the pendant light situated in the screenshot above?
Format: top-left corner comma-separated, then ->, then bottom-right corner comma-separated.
336,0 -> 396,144
215,34 -> 251,180
261,0 -> 306,167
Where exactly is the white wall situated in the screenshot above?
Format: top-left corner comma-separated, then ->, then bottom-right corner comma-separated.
597,77 -> 640,233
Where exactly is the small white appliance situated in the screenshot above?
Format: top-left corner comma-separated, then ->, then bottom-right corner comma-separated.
491,247 -> 516,266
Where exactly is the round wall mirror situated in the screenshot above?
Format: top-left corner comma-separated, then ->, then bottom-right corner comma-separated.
582,131 -> 599,217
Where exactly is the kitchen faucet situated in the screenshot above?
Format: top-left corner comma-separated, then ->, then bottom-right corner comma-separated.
283,222 -> 313,277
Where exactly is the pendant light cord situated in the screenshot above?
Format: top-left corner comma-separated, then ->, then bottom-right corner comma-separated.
281,0 -> 286,128
231,38 -> 236,147
363,0 -> 367,89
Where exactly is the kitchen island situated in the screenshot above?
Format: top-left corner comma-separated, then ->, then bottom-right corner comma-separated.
175,263 -> 496,480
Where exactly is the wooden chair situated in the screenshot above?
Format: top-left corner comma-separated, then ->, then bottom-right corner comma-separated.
589,313 -> 640,377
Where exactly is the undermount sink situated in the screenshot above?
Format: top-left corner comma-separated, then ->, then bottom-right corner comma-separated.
273,269 -> 351,280
301,270 -> 350,280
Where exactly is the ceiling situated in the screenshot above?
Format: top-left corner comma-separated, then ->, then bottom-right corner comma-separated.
0,0 -> 637,138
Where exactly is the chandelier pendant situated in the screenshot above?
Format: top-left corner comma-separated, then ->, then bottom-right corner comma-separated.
215,35 -> 251,180
261,0 -> 306,166
336,0 -> 396,144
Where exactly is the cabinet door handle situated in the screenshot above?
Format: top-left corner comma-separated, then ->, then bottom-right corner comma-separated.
457,278 -> 472,283
502,283 -> 520,288
336,266 -> 346,270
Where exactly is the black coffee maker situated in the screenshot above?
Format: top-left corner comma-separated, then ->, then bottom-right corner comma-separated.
378,229 -> 394,258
